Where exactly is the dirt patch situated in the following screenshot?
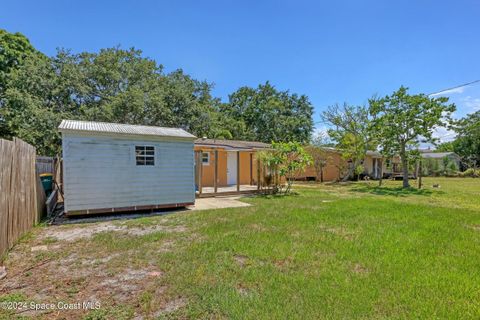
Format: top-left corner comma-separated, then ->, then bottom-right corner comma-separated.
41,222 -> 186,242
319,225 -> 357,240
274,257 -> 294,272
236,283 -> 251,297
234,254 -> 249,267
351,263 -> 369,275
467,225 -> 480,231
158,297 -> 187,314
0,217 -> 190,319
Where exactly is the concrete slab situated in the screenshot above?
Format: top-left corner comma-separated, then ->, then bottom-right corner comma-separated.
187,196 -> 251,211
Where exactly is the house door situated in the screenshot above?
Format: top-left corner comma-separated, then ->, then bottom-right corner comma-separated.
227,152 -> 237,185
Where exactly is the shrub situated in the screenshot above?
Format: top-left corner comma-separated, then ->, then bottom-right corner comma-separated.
459,168 -> 480,178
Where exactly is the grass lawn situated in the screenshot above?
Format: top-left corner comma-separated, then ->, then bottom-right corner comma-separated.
1,177 -> 480,319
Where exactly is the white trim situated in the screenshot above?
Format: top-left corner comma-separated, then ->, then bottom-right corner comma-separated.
201,152 -> 210,166
135,145 -> 156,166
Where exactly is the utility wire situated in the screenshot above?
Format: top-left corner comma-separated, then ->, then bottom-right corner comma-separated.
427,79 -> 480,96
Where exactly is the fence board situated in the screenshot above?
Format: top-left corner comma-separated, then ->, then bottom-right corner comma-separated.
36,156 -> 54,175
0,138 -> 45,260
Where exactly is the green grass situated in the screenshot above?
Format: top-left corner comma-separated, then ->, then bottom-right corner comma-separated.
155,177 -> 480,319
2,177 -> 480,319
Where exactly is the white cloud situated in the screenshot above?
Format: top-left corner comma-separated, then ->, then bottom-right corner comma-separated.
313,125 -> 329,135
462,96 -> 480,112
429,87 -> 465,97
432,126 -> 456,143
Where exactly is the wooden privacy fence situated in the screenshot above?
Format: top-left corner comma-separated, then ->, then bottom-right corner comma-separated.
36,156 -> 54,174
0,138 -> 46,259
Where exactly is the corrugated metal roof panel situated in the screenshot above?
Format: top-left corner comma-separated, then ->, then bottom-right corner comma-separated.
59,120 -> 196,139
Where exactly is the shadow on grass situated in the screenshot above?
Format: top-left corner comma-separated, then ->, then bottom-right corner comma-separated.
255,191 -> 300,199
351,185 -> 442,197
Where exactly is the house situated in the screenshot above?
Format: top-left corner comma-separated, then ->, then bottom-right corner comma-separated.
59,120 -> 196,215
420,151 -> 461,167
193,138 -> 270,192
297,147 -> 404,181
297,147 -> 345,182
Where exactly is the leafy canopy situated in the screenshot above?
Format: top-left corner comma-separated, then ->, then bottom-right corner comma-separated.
223,82 -> 314,143
369,86 -> 456,187
0,30 -> 315,155
451,110 -> 480,169
258,141 -> 312,194
321,103 -> 374,181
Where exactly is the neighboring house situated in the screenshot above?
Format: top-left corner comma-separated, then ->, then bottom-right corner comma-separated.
420,151 -> 461,170
297,148 -> 405,181
194,138 -> 270,188
297,147 -> 345,182
59,120 -> 197,215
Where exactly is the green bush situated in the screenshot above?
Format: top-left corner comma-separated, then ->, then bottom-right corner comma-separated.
458,168 -> 480,178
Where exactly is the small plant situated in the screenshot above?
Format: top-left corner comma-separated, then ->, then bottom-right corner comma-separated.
258,142 -> 312,194
355,164 -> 365,181
459,168 -> 479,178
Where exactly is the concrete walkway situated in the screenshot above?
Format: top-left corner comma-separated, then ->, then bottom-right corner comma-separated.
187,196 -> 251,211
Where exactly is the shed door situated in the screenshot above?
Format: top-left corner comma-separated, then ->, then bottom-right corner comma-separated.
227,152 -> 237,185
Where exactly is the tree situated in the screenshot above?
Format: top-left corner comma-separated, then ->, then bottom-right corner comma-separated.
0,29 -> 41,92
451,111 -> 480,171
307,131 -> 333,182
1,31 -> 317,156
321,103 -> 374,181
305,145 -> 329,182
0,29 -> 44,137
1,46 -> 223,154
369,86 -> 456,188
436,141 -> 454,152
223,82 -> 314,143
258,142 -> 312,194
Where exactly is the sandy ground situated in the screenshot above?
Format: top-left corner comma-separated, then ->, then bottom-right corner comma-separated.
0,196 -> 251,319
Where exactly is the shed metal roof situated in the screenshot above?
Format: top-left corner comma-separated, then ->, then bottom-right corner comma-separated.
59,120 -> 196,139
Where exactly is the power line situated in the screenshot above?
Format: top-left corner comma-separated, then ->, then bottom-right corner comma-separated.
427,79 -> 480,96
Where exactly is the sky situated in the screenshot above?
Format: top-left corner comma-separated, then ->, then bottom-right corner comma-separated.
1,0 -> 479,142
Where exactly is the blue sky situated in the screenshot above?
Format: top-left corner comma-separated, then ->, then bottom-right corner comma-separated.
1,0 -> 479,140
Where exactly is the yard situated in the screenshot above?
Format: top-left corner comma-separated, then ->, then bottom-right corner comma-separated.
1,177 -> 480,319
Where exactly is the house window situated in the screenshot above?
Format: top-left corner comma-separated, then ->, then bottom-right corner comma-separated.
135,146 -> 155,166
201,152 -> 210,165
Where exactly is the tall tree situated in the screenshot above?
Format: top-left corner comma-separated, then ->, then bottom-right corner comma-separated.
369,86 -> 456,188
321,103 -> 373,181
451,111 -> 480,170
0,29 -> 44,137
223,82 -> 314,143
1,46 -> 223,154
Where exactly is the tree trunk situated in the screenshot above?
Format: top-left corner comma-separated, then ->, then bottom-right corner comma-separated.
400,147 -> 410,188
418,160 -> 423,189
320,166 -> 324,183
342,160 -> 357,182
378,159 -> 383,186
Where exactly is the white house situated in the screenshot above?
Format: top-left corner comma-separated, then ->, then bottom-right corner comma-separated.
59,120 -> 196,215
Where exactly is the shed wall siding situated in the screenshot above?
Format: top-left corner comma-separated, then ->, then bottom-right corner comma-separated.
62,133 -> 194,212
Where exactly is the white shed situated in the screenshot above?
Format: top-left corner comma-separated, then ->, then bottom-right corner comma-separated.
59,120 -> 196,215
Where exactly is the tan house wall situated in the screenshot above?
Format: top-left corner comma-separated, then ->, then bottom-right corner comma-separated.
297,150 -> 345,182
194,146 -> 258,187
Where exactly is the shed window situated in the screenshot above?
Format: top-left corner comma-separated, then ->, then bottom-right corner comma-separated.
135,146 -> 155,166
202,152 -> 210,165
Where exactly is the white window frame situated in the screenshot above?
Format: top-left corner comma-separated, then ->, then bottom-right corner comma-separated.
135,145 -> 155,166
201,152 -> 210,165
